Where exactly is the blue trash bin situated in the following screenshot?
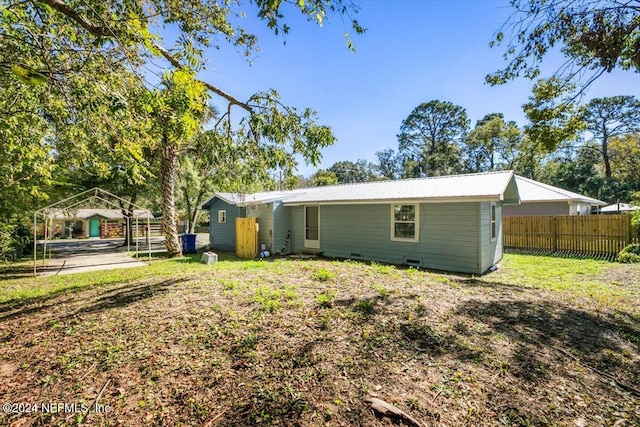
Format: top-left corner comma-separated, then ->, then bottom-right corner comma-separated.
181,233 -> 196,254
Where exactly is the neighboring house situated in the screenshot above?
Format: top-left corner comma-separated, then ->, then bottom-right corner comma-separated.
598,203 -> 639,214
46,209 -> 152,238
502,175 -> 606,216
202,171 -> 521,274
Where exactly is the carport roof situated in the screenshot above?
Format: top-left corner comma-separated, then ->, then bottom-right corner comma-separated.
46,209 -> 152,220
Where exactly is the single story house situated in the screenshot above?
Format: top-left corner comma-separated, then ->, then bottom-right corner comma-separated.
202,170 -> 521,274
46,209 -> 152,238
598,203 -> 639,214
502,175 -> 606,216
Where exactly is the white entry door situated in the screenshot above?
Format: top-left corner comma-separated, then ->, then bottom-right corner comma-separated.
304,206 -> 320,249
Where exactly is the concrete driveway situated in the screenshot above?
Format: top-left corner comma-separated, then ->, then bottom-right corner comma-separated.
38,238 -> 149,276
37,234 -> 210,276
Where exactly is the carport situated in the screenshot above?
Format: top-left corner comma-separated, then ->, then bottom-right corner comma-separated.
33,188 -> 152,276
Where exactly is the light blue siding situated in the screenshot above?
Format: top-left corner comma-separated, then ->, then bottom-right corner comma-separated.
247,203 -> 274,251
480,202 -> 503,272
208,196 -> 499,273
290,206 -> 304,253
314,203 -> 482,274
273,202 -> 292,254
243,202 -> 293,253
503,201 -> 568,216
208,199 -> 243,251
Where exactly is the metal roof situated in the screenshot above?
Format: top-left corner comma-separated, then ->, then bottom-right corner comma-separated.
201,171 -> 521,207
599,203 -> 639,213
514,176 -> 606,206
283,170 -> 520,205
214,190 -> 306,206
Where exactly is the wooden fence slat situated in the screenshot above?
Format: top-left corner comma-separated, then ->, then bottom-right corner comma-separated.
503,214 -> 635,255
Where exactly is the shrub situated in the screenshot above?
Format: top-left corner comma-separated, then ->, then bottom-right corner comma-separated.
0,222 -> 33,261
617,244 -> 640,263
0,224 -> 14,261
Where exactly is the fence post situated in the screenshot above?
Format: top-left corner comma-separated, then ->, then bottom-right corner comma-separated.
552,216 -> 557,252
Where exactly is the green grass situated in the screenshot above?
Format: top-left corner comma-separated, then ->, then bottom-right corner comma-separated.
310,268 -> 335,282
316,290 -> 336,308
491,254 -> 637,310
1,252 -> 639,426
0,252 -> 246,308
1,253 -> 637,314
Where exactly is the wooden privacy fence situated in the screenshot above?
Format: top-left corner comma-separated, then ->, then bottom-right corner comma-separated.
129,221 -> 162,237
236,217 -> 259,259
504,215 -> 639,255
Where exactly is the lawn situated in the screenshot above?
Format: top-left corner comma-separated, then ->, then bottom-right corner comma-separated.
0,253 -> 638,426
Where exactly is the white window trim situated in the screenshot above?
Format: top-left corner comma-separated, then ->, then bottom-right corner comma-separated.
218,210 -> 227,224
490,202 -> 497,242
390,204 -> 419,242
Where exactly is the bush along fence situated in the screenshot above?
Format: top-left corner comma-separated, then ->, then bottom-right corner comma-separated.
503,214 -> 639,257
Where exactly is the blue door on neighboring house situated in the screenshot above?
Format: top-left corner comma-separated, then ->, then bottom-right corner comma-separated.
90,219 -> 100,237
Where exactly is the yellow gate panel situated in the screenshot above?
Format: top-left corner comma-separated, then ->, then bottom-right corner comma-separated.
236,217 -> 258,259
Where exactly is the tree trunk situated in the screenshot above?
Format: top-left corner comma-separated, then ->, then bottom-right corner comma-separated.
187,210 -> 198,234
602,133 -> 612,180
161,139 -> 182,257
188,188 -> 207,234
120,193 -> 137,248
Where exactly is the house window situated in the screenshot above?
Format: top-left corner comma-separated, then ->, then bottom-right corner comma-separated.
391,204 -> 419,242
491,203 -> 497,242
218,210 -> 226,224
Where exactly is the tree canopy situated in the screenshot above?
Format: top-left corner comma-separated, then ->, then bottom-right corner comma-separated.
488,0 -> 640,91
581,95 -> 640,180
397,100 -> 468,177
464,113 -> 521,173
328,159 -> 378,183
1,0 -> 361,256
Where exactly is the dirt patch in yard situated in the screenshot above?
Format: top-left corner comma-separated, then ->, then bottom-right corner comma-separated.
599,263 -> 640,286
0,259 -> 638,426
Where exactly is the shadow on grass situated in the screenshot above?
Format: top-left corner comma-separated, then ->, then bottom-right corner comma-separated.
452,277 -> 527,292
0,267 -> 36,281
332,284 -> 640,423
0,286 -> 95,322
224,336 -> 331,426
504,247 -> 618,262
61,277 -> 187,318
454,298 -> 640,379
0,277 -> 187,323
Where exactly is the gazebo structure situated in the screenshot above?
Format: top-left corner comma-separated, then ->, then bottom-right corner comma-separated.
33,188 -> 152,276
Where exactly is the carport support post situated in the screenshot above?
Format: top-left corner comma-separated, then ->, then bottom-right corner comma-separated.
49,222 -> 52,263
135,216 -> 139,257
42,217 -> 47,267
147,213 -> 151,265
33,212 -> 37,277
126,217 -> 130,254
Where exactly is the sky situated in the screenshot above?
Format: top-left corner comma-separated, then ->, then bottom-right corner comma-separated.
186,0 -> 640,177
